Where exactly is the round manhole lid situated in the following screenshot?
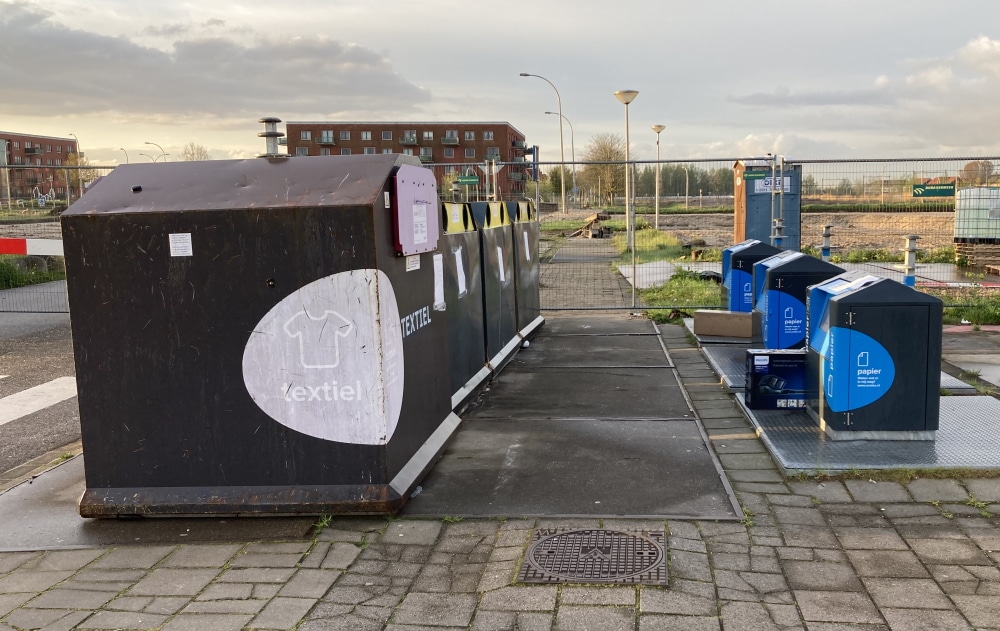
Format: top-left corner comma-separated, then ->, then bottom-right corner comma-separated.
520,529 -> 665,584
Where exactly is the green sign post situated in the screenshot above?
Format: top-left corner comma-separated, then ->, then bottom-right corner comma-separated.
912,183 -> 955,197
456,176 -> 479,185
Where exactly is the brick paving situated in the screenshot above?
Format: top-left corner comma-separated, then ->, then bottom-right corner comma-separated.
1,237 -> 998,629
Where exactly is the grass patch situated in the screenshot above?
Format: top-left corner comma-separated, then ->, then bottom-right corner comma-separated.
924,286 -> 1000,325
0,255 -> 66,290
805,468 -> 1000,483
540,219 -> 590,232
612,227 -> 689,263
641,268 -> 723,322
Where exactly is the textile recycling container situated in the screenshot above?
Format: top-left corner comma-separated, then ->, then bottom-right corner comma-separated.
61,154 -> 459,516
721,239 -> 781,311
440,202 -> 489,409
733,162 -> 802,251
753,251 -> 843,349
469,201 -> 519,369
806,273 -> 942,440
506,200 -> 544,339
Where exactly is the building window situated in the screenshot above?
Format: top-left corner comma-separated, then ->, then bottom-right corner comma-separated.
363,147 -> 374,154
319,130 -> 334,143
46,144 -> 52,152
464,131 -> 475,141
320,148 -> 331,156
465,148 -> 475,159
55,159 -> 61,165
295,147 -> 309,156
486,147 -> 499,158
56,145 -> 62,153
419,147 -> 433,158
382,131 -> 392,141
422,130 -> 433,140
300,131 -> 312,141
341,148 -> 351,155
402,148 -> 414,156
339,131 -> 350,141
382,148 -> 393,154
361,131 -> 372,141
13,156 -> 21,164
445,166 -> 457,175
46,159 -> 52,165
443,148 -> 454,158
12,141 -> 18,149
483,131 -> 494,141
445,130 -> 458,139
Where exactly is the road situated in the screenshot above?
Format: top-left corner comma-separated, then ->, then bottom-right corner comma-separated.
0,314 -> 80,477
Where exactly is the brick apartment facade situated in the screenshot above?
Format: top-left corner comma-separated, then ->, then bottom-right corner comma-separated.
0,132 -> 79,201
284,121 -> 531,199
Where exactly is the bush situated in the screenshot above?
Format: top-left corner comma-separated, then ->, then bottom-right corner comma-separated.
0,256 -> 66,289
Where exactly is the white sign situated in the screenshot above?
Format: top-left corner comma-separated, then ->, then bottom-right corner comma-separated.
753,177 -> 792,194
242,269 -> 404,446
405,255 -> 420,272
433,253 -> 445,311
497,246 -> 506,282
168,233 -> 193,257
412,204 -> 428,245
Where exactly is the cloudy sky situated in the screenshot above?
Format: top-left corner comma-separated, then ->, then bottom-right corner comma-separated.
5,0 -> 1000,165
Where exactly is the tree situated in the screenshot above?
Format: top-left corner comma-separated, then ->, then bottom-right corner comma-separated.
56,153 -> 99,197
960,160 -> 994,186
579,133 -> 625,206
180,142 -> 212,161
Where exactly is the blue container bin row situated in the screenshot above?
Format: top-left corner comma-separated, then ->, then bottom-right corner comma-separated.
752,251 -> 843,349
721,239 -> 781,312
806,272 -> 942,438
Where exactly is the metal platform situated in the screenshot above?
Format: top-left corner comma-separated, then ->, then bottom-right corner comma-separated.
735,395 -> 1000,472
700,342 -> 977,395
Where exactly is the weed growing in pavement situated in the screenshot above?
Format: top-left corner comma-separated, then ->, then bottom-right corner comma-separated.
739,506 -> 756,527
964,496 -> 992,518
442,516 -> 465,523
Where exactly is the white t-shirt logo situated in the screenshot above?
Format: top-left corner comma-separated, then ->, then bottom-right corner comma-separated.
283,310 -> 353,368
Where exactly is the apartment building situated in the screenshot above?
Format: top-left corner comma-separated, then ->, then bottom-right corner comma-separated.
0,132 -> 79,200
284,121 -> 530,199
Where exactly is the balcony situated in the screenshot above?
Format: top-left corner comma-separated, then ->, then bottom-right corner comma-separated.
513,156 -> 526,163
23,147 -> 43,155
512,140 -> 526,149
418,154 -> 434,163
441,137 -> 459,145
508,172 -> 524,181
400,136 -> 418,146
316,137 -> 337,145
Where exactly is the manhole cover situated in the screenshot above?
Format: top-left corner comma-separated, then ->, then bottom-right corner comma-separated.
517,528 -> 666,585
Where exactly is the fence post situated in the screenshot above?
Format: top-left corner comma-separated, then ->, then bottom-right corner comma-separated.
771,217 -> 785,249
821,224 -> 834,261
903,235 -> 920,287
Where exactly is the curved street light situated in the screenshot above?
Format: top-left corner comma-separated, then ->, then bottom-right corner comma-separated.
614,89 -> 639,308
520,73 -> 567,214
119,148 -> 129,164
544,111 -> 575,203
144,141 -> 167,162
139,153 -> 168,163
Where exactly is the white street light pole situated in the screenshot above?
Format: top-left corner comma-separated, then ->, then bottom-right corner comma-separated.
145,141 -> 167,162
520,73 -> 567,214
614,89 -> 639,309
545,111 -> 575,204
139,153 -> 164,163
651,125 -> 665,231
119,148 -> 129,164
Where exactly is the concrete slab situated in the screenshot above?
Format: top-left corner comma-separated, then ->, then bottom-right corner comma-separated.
403,419 -> 739,519
0,457 -> 315,551
540,314 -> 656,336
942,353 -> 1000,388
468,367 -> 691,420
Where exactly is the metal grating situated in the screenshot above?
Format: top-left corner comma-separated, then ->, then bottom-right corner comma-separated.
518,529 -> 666,585
738,395 -> 1000,471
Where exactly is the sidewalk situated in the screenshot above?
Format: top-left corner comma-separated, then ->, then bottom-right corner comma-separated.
1,314 -> 999,630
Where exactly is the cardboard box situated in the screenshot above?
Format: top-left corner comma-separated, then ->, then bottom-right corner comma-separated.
745,349 -> 811,410
693,310 -> 754,338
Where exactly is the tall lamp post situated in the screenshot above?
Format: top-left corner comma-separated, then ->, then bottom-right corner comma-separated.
119,148 -> 129,164
651,125 -> 665,230
68,133 -> 83,200
681,166 -> 690,209
139,153 -> 168,163
544,111 -> 575,204
519,73 -> 567,214
614,89 -> 639,308
145,141 -> 167,162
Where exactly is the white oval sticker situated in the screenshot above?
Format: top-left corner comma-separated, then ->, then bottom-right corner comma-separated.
242,269 -> 404,445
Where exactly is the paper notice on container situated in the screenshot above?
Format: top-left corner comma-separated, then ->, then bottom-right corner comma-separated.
412,204 -> 428,245
168,233 -> 193,257
432,253 -> 445,310
454,246 -> 467,296
497,246 -> 506,282
405,255 -> 420,272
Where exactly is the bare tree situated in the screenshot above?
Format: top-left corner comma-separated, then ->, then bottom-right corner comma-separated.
960,160 -> 994,186
578,133 -> 625,206
180,142 -> 212,161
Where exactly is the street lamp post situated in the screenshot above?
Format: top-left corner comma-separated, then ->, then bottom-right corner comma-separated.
139,153 -> 164,163
614,89 -> 639,309
68,133 -> 83,200
119,148 -> 129,164
520,73 -> 567,214
145,141 -> 167,162
651,125 -> 665,231
544,111 -> 575,204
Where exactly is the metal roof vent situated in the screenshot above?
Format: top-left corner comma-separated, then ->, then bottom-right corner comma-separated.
257,117 -> 287,158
